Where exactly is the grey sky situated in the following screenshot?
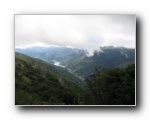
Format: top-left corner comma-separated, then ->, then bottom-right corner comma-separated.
15,15 -> 135,55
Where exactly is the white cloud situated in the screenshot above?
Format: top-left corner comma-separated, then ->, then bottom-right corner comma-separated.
15,15 -> 136,55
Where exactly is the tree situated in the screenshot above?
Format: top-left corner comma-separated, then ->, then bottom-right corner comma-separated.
85,66 -> 105,104
85,64 -> 135,105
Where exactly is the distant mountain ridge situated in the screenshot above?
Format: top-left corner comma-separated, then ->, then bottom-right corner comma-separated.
63,46 -> 135,76
16,46 -> 86,64
15,46 -> 135,76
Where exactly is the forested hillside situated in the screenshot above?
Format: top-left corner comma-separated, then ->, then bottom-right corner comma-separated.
15,52 -> 84,105
63,46 -> 135,77
15,52 -> 135,105
84,64 -> 135,105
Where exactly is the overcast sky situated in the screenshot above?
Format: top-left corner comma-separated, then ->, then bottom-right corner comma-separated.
15,15 -> 135,55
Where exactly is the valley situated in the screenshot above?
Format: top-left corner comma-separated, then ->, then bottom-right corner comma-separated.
15,15 -> 136,106
16,46 -> 135,77
15,46 -> 135,105
53,60 -> 65,68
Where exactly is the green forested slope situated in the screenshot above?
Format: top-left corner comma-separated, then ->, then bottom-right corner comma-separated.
15,52 -> 135,105
15,52 -> 84,105
64,47 -> 135,77
84,64 -> 135,105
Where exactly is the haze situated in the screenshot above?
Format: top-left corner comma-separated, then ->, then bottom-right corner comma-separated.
15,15 -> 135,55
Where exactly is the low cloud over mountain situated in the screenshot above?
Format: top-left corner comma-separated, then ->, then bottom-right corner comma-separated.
15,15 -> 135,56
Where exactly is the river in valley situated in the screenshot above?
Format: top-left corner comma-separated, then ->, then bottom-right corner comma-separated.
53,60 -> 65,68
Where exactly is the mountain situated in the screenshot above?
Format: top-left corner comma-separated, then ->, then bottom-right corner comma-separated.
62,46 -> 135,76
115,61 -> 135,68
15,52 -> 135,105
15,46 -> 135,77
15,46 -> 86,64
15,52 -> 84,105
